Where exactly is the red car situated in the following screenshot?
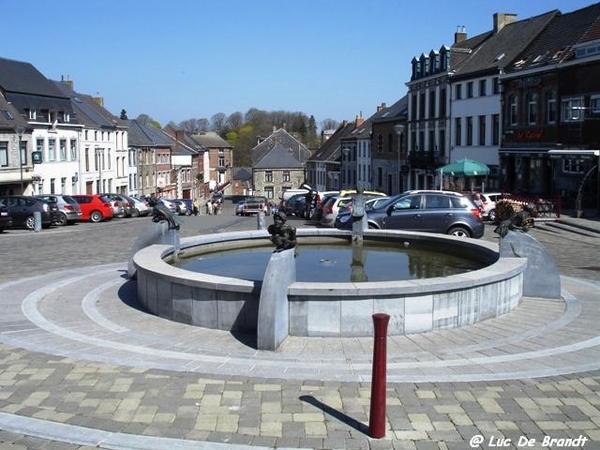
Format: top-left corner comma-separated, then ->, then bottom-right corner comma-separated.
71,194 -> 114,223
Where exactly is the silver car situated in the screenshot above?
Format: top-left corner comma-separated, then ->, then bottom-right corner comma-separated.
35,194 -> 82,226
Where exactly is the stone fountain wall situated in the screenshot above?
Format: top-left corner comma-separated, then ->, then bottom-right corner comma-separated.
133,229 -> 527,338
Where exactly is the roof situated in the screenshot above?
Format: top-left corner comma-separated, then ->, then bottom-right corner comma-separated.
0,93 -> 28,131
254,142 -> 305,169
127,120 -> 173,147
454,11 -> 558,77
0,57 -> 67,98
506,3 -> 600,73
190,132 -> 231,149
309,121 -> 357,162
52,80 -> 118,129
251,128 -> 311,165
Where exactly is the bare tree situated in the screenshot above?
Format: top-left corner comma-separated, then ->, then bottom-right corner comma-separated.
210,113 -> 227,134
321,118 -> 339,131
226,111 -> 244,130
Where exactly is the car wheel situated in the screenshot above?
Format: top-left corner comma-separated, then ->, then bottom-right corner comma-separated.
448,227 -> 471,238
488,209 -> 496,222
131,208 -> 140,218
25,215 -> 35,230
55,212 -> 68,226
90,211 -> 103,223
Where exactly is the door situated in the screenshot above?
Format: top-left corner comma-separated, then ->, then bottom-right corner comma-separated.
381,194 -> 423,230
421,193 -> 452,233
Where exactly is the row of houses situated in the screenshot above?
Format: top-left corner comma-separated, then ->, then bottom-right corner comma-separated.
299,3 -> 600,210
2,3 -> 600,210
0,58 -> 234,201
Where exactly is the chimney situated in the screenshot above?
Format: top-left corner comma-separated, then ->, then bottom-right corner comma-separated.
92,94 -> 104,107
454,26 -> 467,43
355,112 -> 364,127
60,75 -> 74,91
376,102 -> 387,112
494,13 -> 517,33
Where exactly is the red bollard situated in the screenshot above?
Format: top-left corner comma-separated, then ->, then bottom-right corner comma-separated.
368,313 -> 390,439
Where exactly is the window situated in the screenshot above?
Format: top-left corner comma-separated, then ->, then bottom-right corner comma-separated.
0,141 -> 7,167
60,139 -> 67,161
590,95 -> 600,114
282,171 -> 290,182
492,114 -> 500,146
527,92 -> 538,124
455,84 -> 462,100
48,138 -> 56,161
466,117 -> 473,146
265,171 -> 273,182
563,158 -> 584,174
70,139 -> 77,160
478,116 -> 486,146
429,90 -> 436,118
562,97 -> 584,122
264,186 -> 274,199
455,118 -> 462,146
546,91 -> 556,124
439,88 -> 447,117
467,82 -> 474,98
419,92 -> 426,119
479,79 -> 487,96
509,95 -> 518,126
425,194 -> 450,209
20,140 -> 27,166
493,77 -> 500,95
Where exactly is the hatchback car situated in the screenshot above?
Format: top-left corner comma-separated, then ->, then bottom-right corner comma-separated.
336,190 -> 484,238
71,194 -> 114,223
0,195 -> 57,230
126,196 -> 151,217
34,194 -> 82,226
477,192 -> 505,221
321,192 -> 387,228
235,200 -> 246,216
100,193 -> 129,218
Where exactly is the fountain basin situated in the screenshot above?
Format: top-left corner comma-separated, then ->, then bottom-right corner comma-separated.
133,229 -> 526,337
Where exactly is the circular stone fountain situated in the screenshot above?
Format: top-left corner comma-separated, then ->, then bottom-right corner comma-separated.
133,228 -> 526,338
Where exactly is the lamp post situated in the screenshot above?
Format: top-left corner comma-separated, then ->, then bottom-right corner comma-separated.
393,124 -> 404,195
15,127 -> 26,194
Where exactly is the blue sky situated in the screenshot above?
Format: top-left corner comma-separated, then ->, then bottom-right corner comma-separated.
1,0 -> 596,128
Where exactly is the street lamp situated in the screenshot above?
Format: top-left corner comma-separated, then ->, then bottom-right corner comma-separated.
393,124 -> 405,194
15,127 -> 26,194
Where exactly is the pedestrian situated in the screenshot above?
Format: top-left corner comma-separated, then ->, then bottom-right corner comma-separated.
192,198 -> 199,216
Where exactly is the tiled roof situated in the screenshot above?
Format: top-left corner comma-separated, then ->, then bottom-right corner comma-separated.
0,93 -> 28,131
251,128 -> 311,164
190,132 -> 231,149
454,11 -> 557,77
309,121 -> 356,162
0,57 -> 66,98
507,3 -> 600,72
52,80 -> 118,128
127,120 -> 173,147
254,142 -> 305,169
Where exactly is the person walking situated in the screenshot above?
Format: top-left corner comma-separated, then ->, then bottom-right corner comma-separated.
192,198 -> 199,216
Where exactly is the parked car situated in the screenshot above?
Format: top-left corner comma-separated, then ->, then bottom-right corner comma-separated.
235,200 -> 246,216
0,195 -> 57,230
100,193 -> 131,218
71,194 -> 114,223
320,192 -> 386,227
335,190 -> 484,238
34,194 -> 82,226
157,198 -> 177,214
0,203 -> 13,232
170,199 -> 189,216
475,192 -> 505,222
124,195 -> 150,217
179,199 -> 193,215
337,196 -> 391,216
281,193 -> 306,217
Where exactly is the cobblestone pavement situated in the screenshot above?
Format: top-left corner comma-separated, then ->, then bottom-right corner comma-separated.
0,204 -> 599,450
